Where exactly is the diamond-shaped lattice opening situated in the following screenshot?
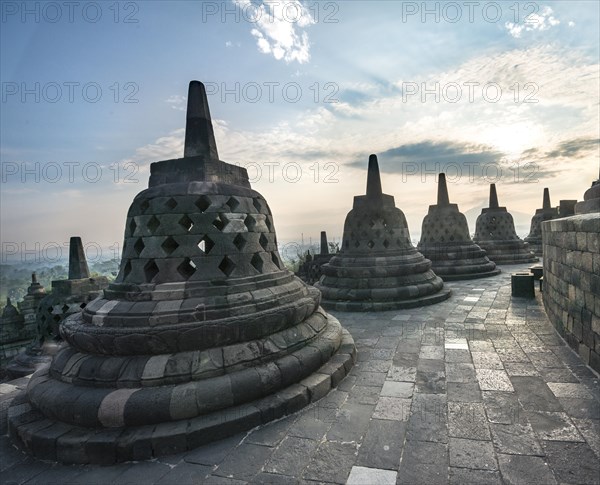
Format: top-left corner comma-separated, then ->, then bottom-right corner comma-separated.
177,258 -> 197,280
225,197 -> 239,212
165,198 -> 178,210
179,215 -> 194,232
212,215 -> 228,231
161,236 -> 179,255
345,241 -> 350,249
271,252 -> 281,269
218,256 -> 236,277
195,195 -> 211,213
134,237 -> 145,256
62,304 -> 69,313
144,260 -> 159,282
251,253 -> 264,273
253,198 -> 262,212
123,260 -> 132,279
354,241 -> 360,248
129,218 -> 137,236
244,215 -> 256,231
367,240 -> 375,249
383,239 -> 390,248
197,235 -> 214,254
369,220 -> 376,228
233,234 -> 246,251
53,315 -> 61,322
147,216 -> 161,234
265,216 -> 273,232
80,302 -> 87,309
259,233 -> 269,251
140,200 -> 150,213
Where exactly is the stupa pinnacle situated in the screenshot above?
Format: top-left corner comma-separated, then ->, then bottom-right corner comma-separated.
524,188 -> 558,256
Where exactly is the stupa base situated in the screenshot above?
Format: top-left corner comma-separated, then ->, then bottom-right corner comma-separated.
319,287 -> 452,312
8,330 -> 355,465
437,268 -> 501,281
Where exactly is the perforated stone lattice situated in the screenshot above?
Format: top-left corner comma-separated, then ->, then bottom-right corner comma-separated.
117,193 -> 282,283
342,209 -> 412,253
474,212 -> 519,241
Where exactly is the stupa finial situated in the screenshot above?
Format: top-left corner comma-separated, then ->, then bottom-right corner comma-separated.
68,237 -> 90,280
489,184 -> 499,209
543,188 -> 551,210
32,272 -> 38,284
183,80 -> 219,160
366,154 -> 383,198
437,173 -> 450,206
320,231 -> 329,255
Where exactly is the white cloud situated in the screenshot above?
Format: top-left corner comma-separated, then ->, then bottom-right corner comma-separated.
234,0 -> 314,64
165,95 -> 186,111
505,6 -> 561,38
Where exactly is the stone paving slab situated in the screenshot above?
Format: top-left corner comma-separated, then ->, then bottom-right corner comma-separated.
1,264 -> 599,484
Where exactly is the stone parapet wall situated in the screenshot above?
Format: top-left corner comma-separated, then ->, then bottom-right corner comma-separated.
542,213 -> 600,372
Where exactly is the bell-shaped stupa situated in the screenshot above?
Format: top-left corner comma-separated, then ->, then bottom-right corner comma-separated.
473,184 -> 538,264
524,188 -> 558,256
315,155 -> 451,311
418,174 -> 500,280
9,81 -> 355,464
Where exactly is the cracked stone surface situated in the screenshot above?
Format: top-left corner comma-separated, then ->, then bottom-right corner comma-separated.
1,264 -> 599,484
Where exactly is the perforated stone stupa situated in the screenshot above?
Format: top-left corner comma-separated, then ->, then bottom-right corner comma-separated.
524,188 -> 559,256
418,174 -> 500,281
315,155 -> 451,311
8,81 -> 355,464
473,184 -> 538,265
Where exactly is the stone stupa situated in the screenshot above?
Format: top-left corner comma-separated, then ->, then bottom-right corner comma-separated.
418,173 -> 500,280
302,231 -> 335,284
473,184 -> 538,265
315,155 -> 451,311
524,188 -> 558,256
575,176 -> 599,214
9,81 -> 355,464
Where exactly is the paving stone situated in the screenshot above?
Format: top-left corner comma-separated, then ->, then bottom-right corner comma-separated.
445,363 -> 477,383
326,402 -> 373,442
504,362 -> 540,377
397,459 -> 448,485
572,418 -> 600,458
476,369 -> 514,391
526,411 -> 585,442
264,436 -> 319,476
246,416 -> 294,447
448,467 -> 501,484
213,443 -> 274,481
0,435 -> 29,472
416,370 -> 446,394
496,348 -> 530,363
401,439 -> 447,465
448,402 -> 491,440
373,396 -> 411,421
420,346 -> 445,360
471,352 -> 504,370
356,419 -> 405,470
542,441 -> 600,484
303,440 -> 357,483
354,371 -> 386,388
113,461 -> 171,484
406,394 -> 448,443
0,459 -> 52,484
184,434 -> 241,466
345,385 -> 379,405
557,397 -> 600,419
448,437 -> 498,470
444,349 -> 472,363
250,472 -> 294,484
204,476 -> 248,484
380,381 -> 414,398
359,360 -> 392,373
346,466 -> 397,485
546,382 -> 593,399
159,462 -> 212,484
489,422 -> 543,456
537,367 -> 579,383
387,366 -> 416,382
446,382 -> 482,402
497,454 -> 558,484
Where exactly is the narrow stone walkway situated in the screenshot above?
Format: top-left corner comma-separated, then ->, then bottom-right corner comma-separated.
1,263 -> 599,484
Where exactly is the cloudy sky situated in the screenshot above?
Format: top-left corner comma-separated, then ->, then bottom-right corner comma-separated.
1,1 -> 599,263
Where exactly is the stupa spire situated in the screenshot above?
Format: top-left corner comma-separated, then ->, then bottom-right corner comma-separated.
543,188 -> 551,210
320,231 -> 329,255
489,184 -> 499,209
366,154 -> 383,199
437,173 -> 450,206
68,236 -> 90,280
183,80 -> 219,160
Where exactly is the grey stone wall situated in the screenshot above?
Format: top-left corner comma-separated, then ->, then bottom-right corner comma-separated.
542,213 -> 600,372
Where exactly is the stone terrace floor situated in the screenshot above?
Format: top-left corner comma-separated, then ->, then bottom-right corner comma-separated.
1,262 -> 599,485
